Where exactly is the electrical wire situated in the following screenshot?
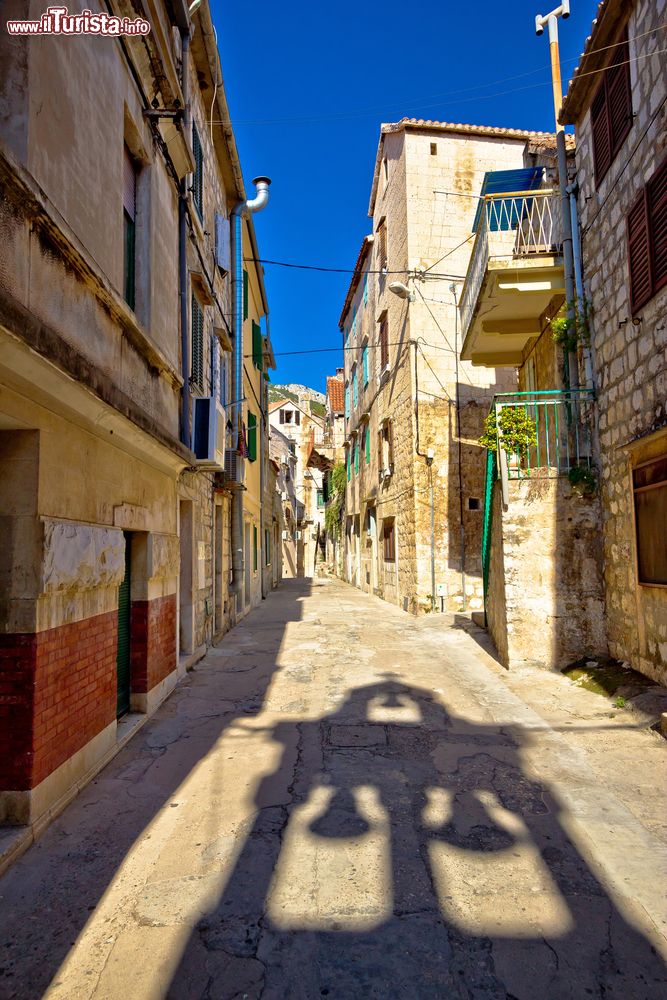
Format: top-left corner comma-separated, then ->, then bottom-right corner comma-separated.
205,25 -> 667,128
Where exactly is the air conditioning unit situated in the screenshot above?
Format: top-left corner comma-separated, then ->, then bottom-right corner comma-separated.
224,447 -> 245,484
295,531 -> 302,541
282,530 -> 290,540
192,397 -> 226,469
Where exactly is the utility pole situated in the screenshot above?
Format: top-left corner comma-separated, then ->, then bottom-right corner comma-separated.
535,1 -> 578,390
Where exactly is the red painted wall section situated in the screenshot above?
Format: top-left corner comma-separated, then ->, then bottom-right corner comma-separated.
0,612 -> 117,791
130,594 -> 177,694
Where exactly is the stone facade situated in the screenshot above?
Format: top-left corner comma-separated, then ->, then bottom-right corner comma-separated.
0,0 -> 275,826
340,123 -> 538,613
562,0 -> 667,685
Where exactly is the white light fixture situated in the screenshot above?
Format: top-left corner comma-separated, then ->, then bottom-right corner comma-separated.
388,281 -> 415,302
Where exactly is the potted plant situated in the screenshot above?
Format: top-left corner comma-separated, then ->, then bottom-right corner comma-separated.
479,406 -> 537,472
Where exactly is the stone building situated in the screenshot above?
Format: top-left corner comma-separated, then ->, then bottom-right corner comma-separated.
339,120 -> 570,614
0,0 -> 273,831
268,397 -> 325,577
269,424 -> 301,578
560,0 -> 667,685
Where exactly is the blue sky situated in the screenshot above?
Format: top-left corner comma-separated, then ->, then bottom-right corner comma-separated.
213,0 -> 599,392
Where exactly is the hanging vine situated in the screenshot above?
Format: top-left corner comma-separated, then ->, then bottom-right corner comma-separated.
324,462 -> 347,540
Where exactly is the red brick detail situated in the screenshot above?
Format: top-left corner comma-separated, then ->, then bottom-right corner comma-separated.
0,612 -> 117,791
130,594 -> 177,695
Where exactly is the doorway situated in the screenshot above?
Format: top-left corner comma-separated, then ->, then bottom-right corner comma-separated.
179,499 -> 194,654
116,531 -> 132,718
368,506 -> 378,593
244,521 -> 251,610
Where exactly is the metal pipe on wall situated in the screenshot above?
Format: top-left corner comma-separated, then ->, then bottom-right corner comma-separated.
178,30 -> 191,446
230,178 -> 271,613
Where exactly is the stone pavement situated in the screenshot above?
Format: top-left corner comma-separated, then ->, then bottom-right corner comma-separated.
0,578 -> 666,1000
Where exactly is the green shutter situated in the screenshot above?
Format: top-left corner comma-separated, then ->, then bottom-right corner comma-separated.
253,525 -> 258,571
347,449 -> 351,481
252,321 -> 263,369
247,411 -> 257,462
243,269 -> 249,321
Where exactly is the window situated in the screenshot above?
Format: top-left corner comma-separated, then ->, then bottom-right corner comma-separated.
243,268 -> 249,321
379,315 -> 389,371
191,294 -> 204,393
364,424 -> 370,464
633,454 -> 667,585
362,344 -> 369,386
345,384 -> 350,419
265,528 -> 271,565
192,121 -> 204,218
430,143 -> 437,156
317,488 -> 325,508
123,145 -> 137,309
352,313 -> 357,337
468,497 -> 481,511
627,156 -> 667,313
253,524 -> 258,572
247,411 -> 257,462
252,320 -> 263,369
590,30 -> 632,187
363,275 -> 368,306
378,421 -> 394,476
382,518 -> 396,562
352,366 -> 358,408
295,409 -> 300,426
377,218 -> 387,273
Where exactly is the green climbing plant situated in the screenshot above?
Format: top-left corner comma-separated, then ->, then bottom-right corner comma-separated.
479,406 -> 537,459
550,300 -> 591,351
324,462 -> 346,540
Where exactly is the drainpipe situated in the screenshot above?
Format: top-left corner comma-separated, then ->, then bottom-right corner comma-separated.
178,30 -> 191,446
230,178 -> 271,613
535,3 -> 578,391
568,180 -> 594,391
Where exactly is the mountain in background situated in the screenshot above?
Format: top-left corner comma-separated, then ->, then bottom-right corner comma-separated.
269,383 -> 326,417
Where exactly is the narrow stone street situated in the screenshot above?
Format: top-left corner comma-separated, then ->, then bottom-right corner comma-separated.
0,578 -> 666,1000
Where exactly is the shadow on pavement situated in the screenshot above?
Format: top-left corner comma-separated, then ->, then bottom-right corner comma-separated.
0,580 -> 312,1000
169,678 -> 667,999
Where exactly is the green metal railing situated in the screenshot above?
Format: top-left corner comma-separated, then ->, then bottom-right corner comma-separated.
490,388 -> 595,479
481,448 -> 497,622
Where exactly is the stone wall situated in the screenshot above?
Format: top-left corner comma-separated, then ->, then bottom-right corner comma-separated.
571,0 -> 667,684
486,476 -> 607,670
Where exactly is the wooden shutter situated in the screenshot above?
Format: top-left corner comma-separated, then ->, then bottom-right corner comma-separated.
387,420 -> 394,467
252,320 -> 263,369
592,31 -> 632,187
607,34 -> 632,154
295,410 -> 300,426
279,409 -> 285,424
377,218 -> 387,271
191,294 -> 204,392
591,84 -> 612,186
648,156 -> 667,294
380,319 -> 389,369
627,190 -> 651,313
247,411 -> 257,461
123,146 -> 136,219
378,429 -> 383,474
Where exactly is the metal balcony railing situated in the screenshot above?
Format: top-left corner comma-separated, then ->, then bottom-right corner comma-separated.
460,190 -> 563,337
489,388 -> 594,480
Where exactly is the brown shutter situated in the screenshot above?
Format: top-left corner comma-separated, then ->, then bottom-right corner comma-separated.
627,189 -> 651,313
648,156 -> 667,294
387,420 -> 394,467
591,84 -> 611,187
380,319 -> 389,369
123,146 -> 136,219
378,429 -> 383,473
607,39 -> 632,153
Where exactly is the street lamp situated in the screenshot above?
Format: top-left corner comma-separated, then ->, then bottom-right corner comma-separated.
388,281 -> 415,302
535,1 -> 576,386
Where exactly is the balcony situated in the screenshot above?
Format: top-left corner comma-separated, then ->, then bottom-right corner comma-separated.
459,190 -> 564,367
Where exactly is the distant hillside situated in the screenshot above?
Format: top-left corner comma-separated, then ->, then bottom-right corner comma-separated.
269,384 -> 325,407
